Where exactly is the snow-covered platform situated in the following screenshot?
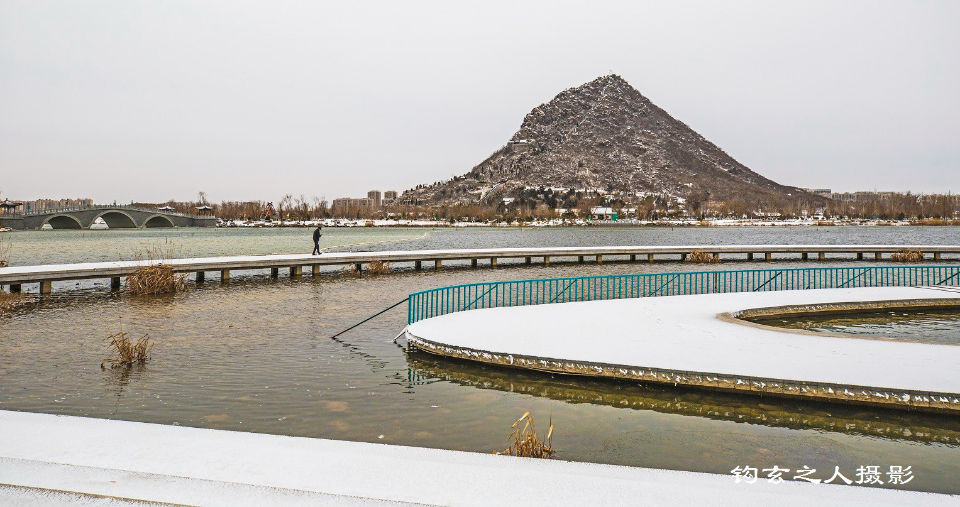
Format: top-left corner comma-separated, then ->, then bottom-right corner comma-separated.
3,244 -> 959,294
0,410 -> 953,506
405,287 -> 960,412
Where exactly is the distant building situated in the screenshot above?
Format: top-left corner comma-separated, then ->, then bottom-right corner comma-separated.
383,190 -> 398,204
367,190 -> 382,207
20,198 -> 94,213
331,198 -> 375,209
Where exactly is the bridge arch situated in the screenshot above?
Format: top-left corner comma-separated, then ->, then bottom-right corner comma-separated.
44,215 -> 84,230
94,210 -> 138,229
143,215 -> 176,228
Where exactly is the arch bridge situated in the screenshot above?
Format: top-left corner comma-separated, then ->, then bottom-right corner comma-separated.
0,205 -> 217,230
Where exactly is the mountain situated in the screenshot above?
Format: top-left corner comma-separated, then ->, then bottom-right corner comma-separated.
402,74 -> 823,211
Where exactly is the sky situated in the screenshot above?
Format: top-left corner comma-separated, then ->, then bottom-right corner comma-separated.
1,0 -> 958,204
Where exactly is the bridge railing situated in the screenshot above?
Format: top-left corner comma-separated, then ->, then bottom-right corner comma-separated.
407,265 -> 960,324
12,204 -> 213,220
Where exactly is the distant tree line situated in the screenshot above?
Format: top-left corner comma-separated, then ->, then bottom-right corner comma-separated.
136,190 -> 958,223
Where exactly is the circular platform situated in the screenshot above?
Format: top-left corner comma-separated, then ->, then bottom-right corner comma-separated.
405,286 -> 960,412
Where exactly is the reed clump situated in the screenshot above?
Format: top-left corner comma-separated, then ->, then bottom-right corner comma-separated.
0,291 -> 22,312
101,330 -> 153,369
367,260 -> 391,275
0,235 -> 11,267
340,264 -> 362,278
126,240 -> 186,295
890,249 -> 924,262
126,264 -> 186,295
815,220 -> 836,226
686,250 -> 718,264
495,411 -> 554,459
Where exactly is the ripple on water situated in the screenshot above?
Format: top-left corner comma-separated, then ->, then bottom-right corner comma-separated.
2,227 -> 959,493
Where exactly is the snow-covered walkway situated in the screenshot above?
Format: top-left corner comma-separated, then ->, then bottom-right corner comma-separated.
0,410 -> 953,505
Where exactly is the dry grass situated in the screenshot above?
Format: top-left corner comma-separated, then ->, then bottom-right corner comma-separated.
340,264 -> 362,278
0,291 -> 23,312
686,250 -> 719,264
101,328 -> 154,369
495,411 -> 554,459
136,239 -> 184,261
815,220 -> 836,226
127,264 -> 186,295
890,249 -> 924,262
367,260 -> 391,275
0,235 -> 11,267
339,261 -> 391,277
126,240 -> 187,295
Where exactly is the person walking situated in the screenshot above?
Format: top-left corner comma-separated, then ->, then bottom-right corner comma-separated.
312,225 -> 323,255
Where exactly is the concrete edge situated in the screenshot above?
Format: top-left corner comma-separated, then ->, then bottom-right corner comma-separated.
718,298 -> 960,345
403,330 -> 960,414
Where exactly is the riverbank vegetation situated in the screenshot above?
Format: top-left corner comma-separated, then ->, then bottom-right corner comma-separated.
134,190 -> 959,225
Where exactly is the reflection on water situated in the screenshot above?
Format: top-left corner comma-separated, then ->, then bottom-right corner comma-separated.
2,227 -> 960,493
407,352 -> 960,446
752,309 -> 960,345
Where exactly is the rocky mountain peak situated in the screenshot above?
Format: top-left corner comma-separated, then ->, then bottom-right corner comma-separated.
403,74 -> 823,211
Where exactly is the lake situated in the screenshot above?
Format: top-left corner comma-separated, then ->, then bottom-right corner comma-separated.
1,226 -> 958,493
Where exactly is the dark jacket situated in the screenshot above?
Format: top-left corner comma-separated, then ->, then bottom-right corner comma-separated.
313,227 -> 322,242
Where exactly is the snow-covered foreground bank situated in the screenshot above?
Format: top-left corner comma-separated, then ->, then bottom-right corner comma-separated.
406,287 -> 960,410
0,410 -> 953,506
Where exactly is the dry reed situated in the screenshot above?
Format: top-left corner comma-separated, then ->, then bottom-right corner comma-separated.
495,411 -> 554,459
890,249 -> 924,262
340,264 -> 362,278
686,250 -> 718,264
0,235 -> 11,267
101,329 -> 153,369
815,220 -> 836,226
127,264 -> 186,295
126,240 -> 187,295
367,260 -> 391,275
0,291 -> 22,312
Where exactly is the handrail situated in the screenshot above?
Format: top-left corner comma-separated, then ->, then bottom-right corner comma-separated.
407,265 -> 960,324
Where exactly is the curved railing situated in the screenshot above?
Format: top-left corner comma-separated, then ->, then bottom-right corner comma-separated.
407,265 -> 960,324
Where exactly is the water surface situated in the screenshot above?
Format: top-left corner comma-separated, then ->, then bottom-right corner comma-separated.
1,226 -> 958,493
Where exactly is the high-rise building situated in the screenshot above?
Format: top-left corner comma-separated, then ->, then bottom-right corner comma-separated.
20,198 -> 94,213
383,190 -> 398,204
331,198 -> 374,209
367,190 -> 382,207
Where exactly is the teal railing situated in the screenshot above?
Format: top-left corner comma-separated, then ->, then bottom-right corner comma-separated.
407,265 -> 960,324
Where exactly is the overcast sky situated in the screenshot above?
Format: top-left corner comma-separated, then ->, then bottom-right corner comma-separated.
1,0 -> 957,203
